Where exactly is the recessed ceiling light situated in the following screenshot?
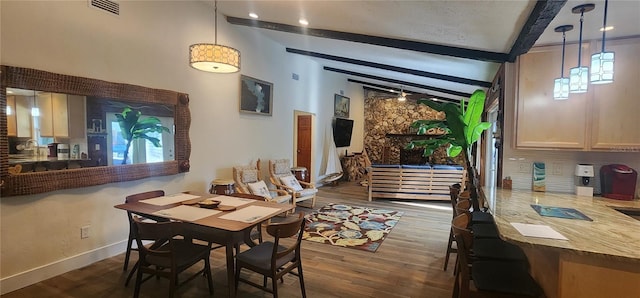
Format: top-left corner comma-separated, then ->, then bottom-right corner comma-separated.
599,26 -> 614,32
299,18 -> 309,26
249,12 -> 258,19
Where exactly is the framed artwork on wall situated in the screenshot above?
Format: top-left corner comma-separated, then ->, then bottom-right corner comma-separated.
240,75 -> 273,116
334,94 -> 350,118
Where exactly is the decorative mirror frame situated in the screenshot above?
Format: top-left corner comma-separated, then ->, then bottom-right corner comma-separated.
0,66 -> 191,196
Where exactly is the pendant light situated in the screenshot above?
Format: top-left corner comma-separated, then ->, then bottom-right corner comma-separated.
591,0 -> 614,84
397,86 -> 406,101
569,3 -> 594,94
553,25 -> 573,100
189,0 -> 240,73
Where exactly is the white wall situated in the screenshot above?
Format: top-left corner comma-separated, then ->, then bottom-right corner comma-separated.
0,1 -> 364,293
502,62 -> 640,195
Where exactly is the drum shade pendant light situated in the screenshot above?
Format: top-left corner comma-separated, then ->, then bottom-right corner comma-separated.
569,3 -> 594,94
189,0 -> 240,73
591,0 -> 614,84
553,25 -> 573,100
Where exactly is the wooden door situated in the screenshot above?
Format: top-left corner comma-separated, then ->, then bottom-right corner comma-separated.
296,114 -> 312,182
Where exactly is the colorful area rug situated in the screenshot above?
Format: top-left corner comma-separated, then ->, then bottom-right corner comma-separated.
303,203 -> 404,252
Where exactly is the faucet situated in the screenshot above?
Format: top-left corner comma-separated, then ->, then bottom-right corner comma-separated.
25,139 -> 39,157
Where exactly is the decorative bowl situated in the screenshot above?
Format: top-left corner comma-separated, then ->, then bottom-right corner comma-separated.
199,199 -> 221,209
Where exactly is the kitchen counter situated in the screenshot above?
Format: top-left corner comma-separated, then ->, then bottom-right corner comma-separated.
484,188 -> 640,298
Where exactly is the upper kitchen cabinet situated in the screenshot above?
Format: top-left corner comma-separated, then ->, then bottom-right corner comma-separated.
589,38 -> 640,151
7,94 -> 34,138
515,37 -> 640,151
36,92 -> 69,138
516,43 -> 590,149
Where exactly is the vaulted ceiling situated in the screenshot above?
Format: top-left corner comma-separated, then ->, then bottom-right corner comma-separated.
218,0 -> 640,102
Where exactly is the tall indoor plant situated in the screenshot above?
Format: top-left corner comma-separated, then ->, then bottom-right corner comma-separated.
407,89 -> 491,165
116,107 -> 170,165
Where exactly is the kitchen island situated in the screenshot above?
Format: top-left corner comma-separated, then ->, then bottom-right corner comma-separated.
484,188 -> 640,298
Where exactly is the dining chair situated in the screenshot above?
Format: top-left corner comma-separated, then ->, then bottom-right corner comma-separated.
451,214 -> 542,298
235,212 -> 307,298
444,183 -> 462,271
131,216 -> 214,298
123,190 -> 167,286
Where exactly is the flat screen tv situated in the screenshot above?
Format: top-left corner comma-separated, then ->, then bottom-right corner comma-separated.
333,118 -> 354,148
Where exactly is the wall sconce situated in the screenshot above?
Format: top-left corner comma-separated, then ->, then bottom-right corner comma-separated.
553,25 -> 573,100
569,3 -> 595,94
591,0 -> 614,84
189,0 -> 241,73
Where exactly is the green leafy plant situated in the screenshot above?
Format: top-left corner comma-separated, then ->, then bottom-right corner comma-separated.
116,107 -> 171,165
407,89 -> 491,162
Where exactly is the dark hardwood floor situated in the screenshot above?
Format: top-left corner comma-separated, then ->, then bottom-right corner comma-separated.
2,182 -> 456,298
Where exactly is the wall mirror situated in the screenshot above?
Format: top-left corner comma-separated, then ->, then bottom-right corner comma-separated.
1,66 -> 191,196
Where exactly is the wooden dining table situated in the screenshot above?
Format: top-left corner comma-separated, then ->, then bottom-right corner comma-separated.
114,192 -> 294,297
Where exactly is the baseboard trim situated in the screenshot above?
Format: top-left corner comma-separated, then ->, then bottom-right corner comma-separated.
0,240 -> 126,295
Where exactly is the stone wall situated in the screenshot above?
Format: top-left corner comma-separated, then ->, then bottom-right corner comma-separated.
363,90 -> 463,165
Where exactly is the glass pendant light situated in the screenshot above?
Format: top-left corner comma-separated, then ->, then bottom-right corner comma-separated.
553,25 -> 573,100
569,3 -> 595,94
591,0 -> 614,84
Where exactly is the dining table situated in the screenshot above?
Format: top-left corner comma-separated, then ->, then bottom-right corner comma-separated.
114,192 -> 294,297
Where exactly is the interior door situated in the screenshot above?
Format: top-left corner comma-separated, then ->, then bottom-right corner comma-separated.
296,114 -> 312,182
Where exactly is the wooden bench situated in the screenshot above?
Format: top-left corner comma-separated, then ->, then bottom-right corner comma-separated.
367,164 -> 467,201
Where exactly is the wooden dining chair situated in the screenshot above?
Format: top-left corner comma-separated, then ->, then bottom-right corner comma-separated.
451,214 -> 542,298
444,183 -> 462,271
132,216 -> 214,298
123,190 -> 167,286
235,212 -> 306,298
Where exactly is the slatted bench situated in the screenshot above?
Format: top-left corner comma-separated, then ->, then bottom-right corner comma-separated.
367,164 -> 467,201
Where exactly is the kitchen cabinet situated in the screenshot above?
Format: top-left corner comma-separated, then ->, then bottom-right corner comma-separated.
8,95 -> 34,138
515,37 -> 640,151
516,43 -> 590,149
37,92 -> 69,138
589,38 -> 640,150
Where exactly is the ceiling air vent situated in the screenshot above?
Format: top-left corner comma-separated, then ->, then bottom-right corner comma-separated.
89,0 -> 119,16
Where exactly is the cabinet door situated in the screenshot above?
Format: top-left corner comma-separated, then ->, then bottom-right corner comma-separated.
52,93 -> 69,137
37,93 -> 54,137
590,38 -> 640,150
15,95 -> 33,138
67,95 -> 86,139
516,44 -> 590,149
7,95 -> 17,136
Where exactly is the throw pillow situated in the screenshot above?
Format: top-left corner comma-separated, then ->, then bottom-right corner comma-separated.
247,180 -> 272,199
280,174 -> 303,191
274,160 -> 291,175
241,169 -> 258,183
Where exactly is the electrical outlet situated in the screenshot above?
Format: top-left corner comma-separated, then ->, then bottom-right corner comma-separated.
518,162 -> 530,173
81,226 -> 90,239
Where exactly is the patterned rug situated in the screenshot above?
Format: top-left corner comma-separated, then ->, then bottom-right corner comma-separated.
303,203 -> 404,252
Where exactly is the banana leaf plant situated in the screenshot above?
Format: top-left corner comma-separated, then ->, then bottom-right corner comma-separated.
116,107 -> 171,165
407,89 -> 491,163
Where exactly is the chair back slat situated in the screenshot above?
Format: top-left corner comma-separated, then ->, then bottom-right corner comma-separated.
451,213 -> 473,298
267,213 -> 305,260
125,190 -> 165,203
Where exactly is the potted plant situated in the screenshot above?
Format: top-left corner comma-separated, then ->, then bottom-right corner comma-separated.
407,89 -> 491,167
116,107 -> 171,165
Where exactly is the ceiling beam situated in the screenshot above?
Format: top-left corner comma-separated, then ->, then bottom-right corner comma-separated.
325,67 -> 472,98
347,79 -> 460,103
287,48 -> 492,88
361,85 -> 460,104
227,16 -> 508,63
508,0 -> 567,62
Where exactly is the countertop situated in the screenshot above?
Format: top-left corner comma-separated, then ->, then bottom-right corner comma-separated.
484,188 -> 640,263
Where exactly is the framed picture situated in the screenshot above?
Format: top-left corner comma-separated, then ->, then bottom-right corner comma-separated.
240,75 -> 273,116
334,94 -> 350,118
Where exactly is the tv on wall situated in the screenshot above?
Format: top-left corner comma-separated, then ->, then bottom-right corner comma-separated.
333,118 -> 354,148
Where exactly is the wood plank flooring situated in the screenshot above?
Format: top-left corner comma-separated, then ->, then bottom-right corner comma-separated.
2,182 -> 456,298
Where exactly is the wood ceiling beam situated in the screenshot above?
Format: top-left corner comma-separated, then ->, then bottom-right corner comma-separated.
227,16 -> 508,63
348,79 -> 461,103
325,67 -> 472,98
508,0 -> 568,62
287,48 -> 492,88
